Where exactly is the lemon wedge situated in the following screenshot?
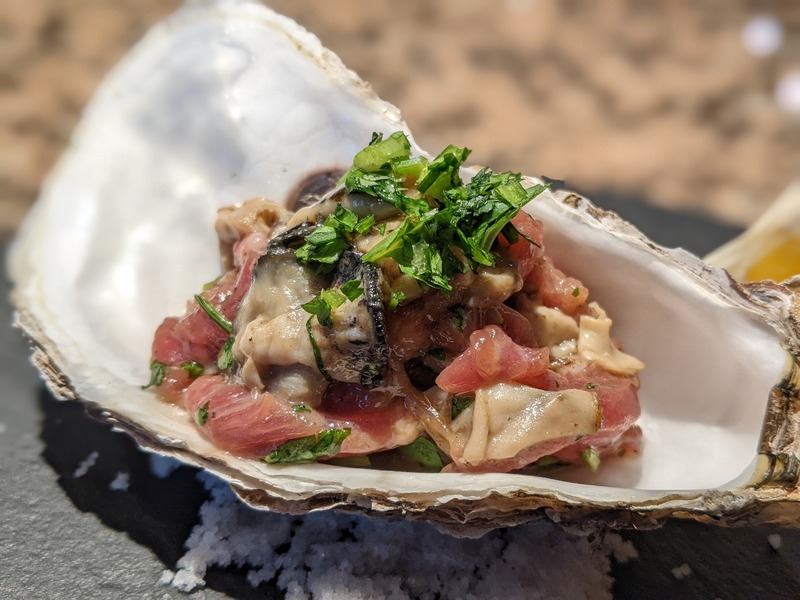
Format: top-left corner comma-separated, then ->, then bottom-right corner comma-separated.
705,180 -> 800,282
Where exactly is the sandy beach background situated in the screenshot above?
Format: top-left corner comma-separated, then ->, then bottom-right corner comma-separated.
2,0 -> 799,239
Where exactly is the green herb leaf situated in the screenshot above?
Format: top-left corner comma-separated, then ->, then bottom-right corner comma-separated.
292,403 -> 311,413
217,336 -> 235,370
398,437 -> 444,472
451,395 -> 474,420
263,428 -> 352,464
195,401 -> 210,426
580,447 -> 601,472
340,279 -> 364,301
142,360 -> 166,389
586,382 -> 596,390
194,295 -> 233,334
305,316 -> 332,381
571,287 -> 580,297
388,290 -> 406,311
353,131 -> 411,172
181,360 -> 204,378
355,214 -> 376,235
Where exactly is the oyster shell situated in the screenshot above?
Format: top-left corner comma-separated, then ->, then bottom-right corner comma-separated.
8,0 -> 800,534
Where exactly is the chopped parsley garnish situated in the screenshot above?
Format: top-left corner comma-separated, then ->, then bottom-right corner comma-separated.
194,294 -> 232,334
340,279 -> 364,302
195,401 -> 210,426
143,360 -> 166,389
398,437 -> 444,472
295,204 -> 377,273
181,360 -> 204,378
586,382 -> 596,390
302,288 -> 348,328
263,428 -> 352,464
301,285 -> 366,379
451,396 -> 474,420
292,403 -> 311,413
580,447 -> 601,472
217,336 -> 235,371
571,287 -> 580,297
388,290 -> 406,311
340,131 -> 549,293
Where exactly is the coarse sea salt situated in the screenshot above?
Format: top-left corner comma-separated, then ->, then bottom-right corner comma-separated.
73,450 -> 99,478
168,472 -> 637,599
109,472 -> 130,492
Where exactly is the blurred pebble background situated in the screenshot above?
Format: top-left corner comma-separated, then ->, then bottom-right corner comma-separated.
2,0 -> 800,240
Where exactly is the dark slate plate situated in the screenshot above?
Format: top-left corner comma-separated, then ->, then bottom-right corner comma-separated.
2,198 -> 797,600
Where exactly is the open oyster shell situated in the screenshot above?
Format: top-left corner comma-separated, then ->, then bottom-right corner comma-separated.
9,0 -> 800,534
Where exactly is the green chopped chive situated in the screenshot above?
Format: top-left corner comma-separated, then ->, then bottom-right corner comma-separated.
398,437 -> 444,472
195,401 -> 210,426
142,360 -> 166,389
586,382 -> 596,390
292,403 -> 311,413
305,316 -> 332,381
217,336 -> 235,371
580,447 -> 601,472
194,295 -> 233,334
181,360 -> 204,378
263,428 -> 352,464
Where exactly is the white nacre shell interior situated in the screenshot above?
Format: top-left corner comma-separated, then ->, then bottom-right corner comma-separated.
8,0 -> 798,522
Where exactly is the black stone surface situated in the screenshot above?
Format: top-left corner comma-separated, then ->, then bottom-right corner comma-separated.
2,199 -> 798,600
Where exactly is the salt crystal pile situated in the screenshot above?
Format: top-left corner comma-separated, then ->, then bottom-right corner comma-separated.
166,473 -> 637,599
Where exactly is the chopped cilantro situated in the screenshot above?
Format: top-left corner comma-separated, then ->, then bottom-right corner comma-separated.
194,295 -> 233,334
142,360 -> 166,389
292,403 -> 311,413
340,133 -> 549,293
398,437 -> 444,472
451,395 -> 474,420
302,288 -> 347,328
263,428 -> 351,464
217,336 -> 235,370
580,447 -> 601,472
388,290 -> 406,311
295,204 -> 376,273
340,279 -> 364,302
181,360 -> 204,378
195,401 -> 210,426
